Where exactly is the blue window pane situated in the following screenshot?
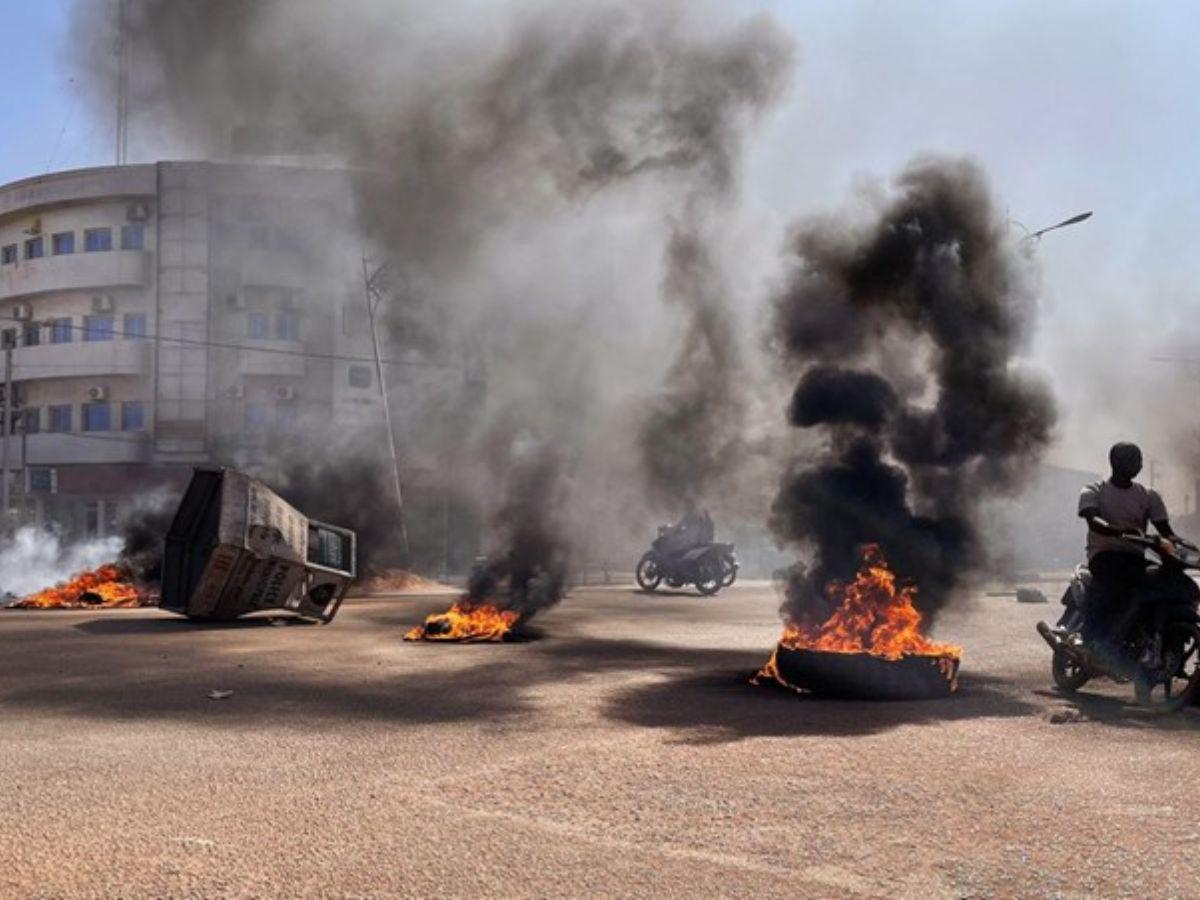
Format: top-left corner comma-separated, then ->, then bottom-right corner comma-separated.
28,467 -> 53,492
121,401 -> 145,431
120,224 -> 144,250
247,313 -> 270,339
50,318 -> 72,344
22,407 -> 40,434
52,232 -> 74,255
25,237 -> 43,259
276,402 -> 299,432
84,228 -> 112,252
275,312 -> 300,341
23,324 -> 40,347
244,404 -> 269,429
348,365 -> 372,388
48,405 -> 72,432
84,316 -> 115,342
82,402 -> 110,432
1,244 -> 15,265
123,314 -> 147,338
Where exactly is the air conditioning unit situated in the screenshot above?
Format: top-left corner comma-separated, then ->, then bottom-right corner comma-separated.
274,386 -> 297,401
87,385 -> 108,401
126,202 -> 150,222
92,295 -> 116,313
224,384 -> 245,399
24,218 -> 41,236
227,292 -> 247,310
12,304 -> 31,320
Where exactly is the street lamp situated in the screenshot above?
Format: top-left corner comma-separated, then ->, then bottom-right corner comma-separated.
1009,210 -> 1093,242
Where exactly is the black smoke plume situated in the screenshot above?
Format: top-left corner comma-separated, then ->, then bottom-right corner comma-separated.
770,156 -> 1056,625
70,1 -> 793,590
465,436 -> 570,621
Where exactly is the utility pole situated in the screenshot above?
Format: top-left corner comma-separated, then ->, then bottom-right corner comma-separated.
361,255 -> 411,564
115,0 -> 129,165
1,345 -> 12,533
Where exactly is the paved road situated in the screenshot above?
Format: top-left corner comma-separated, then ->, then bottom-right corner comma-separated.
2,583 -> 1198,897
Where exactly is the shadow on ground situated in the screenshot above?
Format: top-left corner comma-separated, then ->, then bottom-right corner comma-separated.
1033,688 -> 1200,730
0,604 -> 1054,742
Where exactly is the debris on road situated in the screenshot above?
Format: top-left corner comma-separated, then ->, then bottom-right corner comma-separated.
1016,588 -> 1048,604
160,468 -> 356,624
206,690 -> 234,701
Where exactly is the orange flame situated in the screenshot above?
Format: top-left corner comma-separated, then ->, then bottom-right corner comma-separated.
10,564 -> 148,610
757,544 -> 961,683
404,600 -> 519,642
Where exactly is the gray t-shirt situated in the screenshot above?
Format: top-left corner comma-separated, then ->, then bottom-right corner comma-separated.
1078,479 -> 1168,559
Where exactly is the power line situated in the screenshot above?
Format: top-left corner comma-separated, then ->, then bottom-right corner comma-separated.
0,313 -> 461,371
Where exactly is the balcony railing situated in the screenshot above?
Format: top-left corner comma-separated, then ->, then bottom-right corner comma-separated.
0,250 -> 150,302
12,338 -> 152,382
8,431 -> 152,466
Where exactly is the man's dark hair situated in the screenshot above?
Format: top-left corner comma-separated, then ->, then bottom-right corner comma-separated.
1109,442 -> 1143,477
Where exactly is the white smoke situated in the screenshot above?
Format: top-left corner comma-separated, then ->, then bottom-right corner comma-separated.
0,528 -> 123,601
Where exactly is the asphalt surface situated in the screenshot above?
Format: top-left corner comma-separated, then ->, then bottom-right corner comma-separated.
2,582 -> 1199,898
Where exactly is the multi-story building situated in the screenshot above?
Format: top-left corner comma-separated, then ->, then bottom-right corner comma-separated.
0,161 -> 477,567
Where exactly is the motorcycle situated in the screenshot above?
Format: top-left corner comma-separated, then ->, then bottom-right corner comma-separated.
635,525 -> 738,596
1036,533 -> 1200,712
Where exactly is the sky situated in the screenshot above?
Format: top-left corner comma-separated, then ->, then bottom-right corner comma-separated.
4,0 -> 1200,508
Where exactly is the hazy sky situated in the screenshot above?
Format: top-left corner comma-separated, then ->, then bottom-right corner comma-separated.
4,0 -> 1199,506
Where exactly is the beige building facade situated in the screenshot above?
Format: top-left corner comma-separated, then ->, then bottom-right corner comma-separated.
0,161 -> 389,539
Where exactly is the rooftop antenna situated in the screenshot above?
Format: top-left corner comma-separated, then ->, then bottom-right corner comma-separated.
115,0 -> 129,165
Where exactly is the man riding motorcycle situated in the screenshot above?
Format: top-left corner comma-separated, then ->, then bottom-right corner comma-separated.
1077,442 -> 1190,667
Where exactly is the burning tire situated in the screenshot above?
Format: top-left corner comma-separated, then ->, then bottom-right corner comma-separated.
635,553 -> 663,592
772,645 -> 959,700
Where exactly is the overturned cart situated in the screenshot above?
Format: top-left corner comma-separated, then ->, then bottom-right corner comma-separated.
160,467 -> 356,623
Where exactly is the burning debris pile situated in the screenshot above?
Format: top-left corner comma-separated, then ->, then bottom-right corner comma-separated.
762,157 -> 1056,698
10,564 -> 152,610
407,436 -> 569,642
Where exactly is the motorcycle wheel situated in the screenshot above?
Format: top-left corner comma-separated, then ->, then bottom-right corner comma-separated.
635,553 -> 663,592
1134,620 -> 1200,712
1051,647 -> 1090,693
720,556 -> 738,587
695,556 -> 723,596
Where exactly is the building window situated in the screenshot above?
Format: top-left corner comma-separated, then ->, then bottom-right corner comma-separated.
120,224 -> 144,250
121,400 -> 145,431
244,403 -> 269,430
84,227 -> 113,252
348,365 -> 372,388
247,313 -> 270,339
48,405 -> 72,432
0,329 -> 15,350
51,232 -> 75,255
276,401 -> 299,432
22,323 -> 40,347
82,402 -> 111,432
24,237 -> 43,260
21,407 -> 39,434
50,318 -> 72,344
27,467 -> 54,493
123,313 -> 147,338
274,312 -> 300,341
1,244 -> 15,265
84,315 -> 115,342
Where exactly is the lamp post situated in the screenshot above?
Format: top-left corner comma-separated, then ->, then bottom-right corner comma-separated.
1009,210 -> 1093,242
361,255 -> 411,566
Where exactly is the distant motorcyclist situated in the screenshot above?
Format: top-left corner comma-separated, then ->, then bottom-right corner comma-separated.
668,504 -> 715,553
1077,442 -> 1183,663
